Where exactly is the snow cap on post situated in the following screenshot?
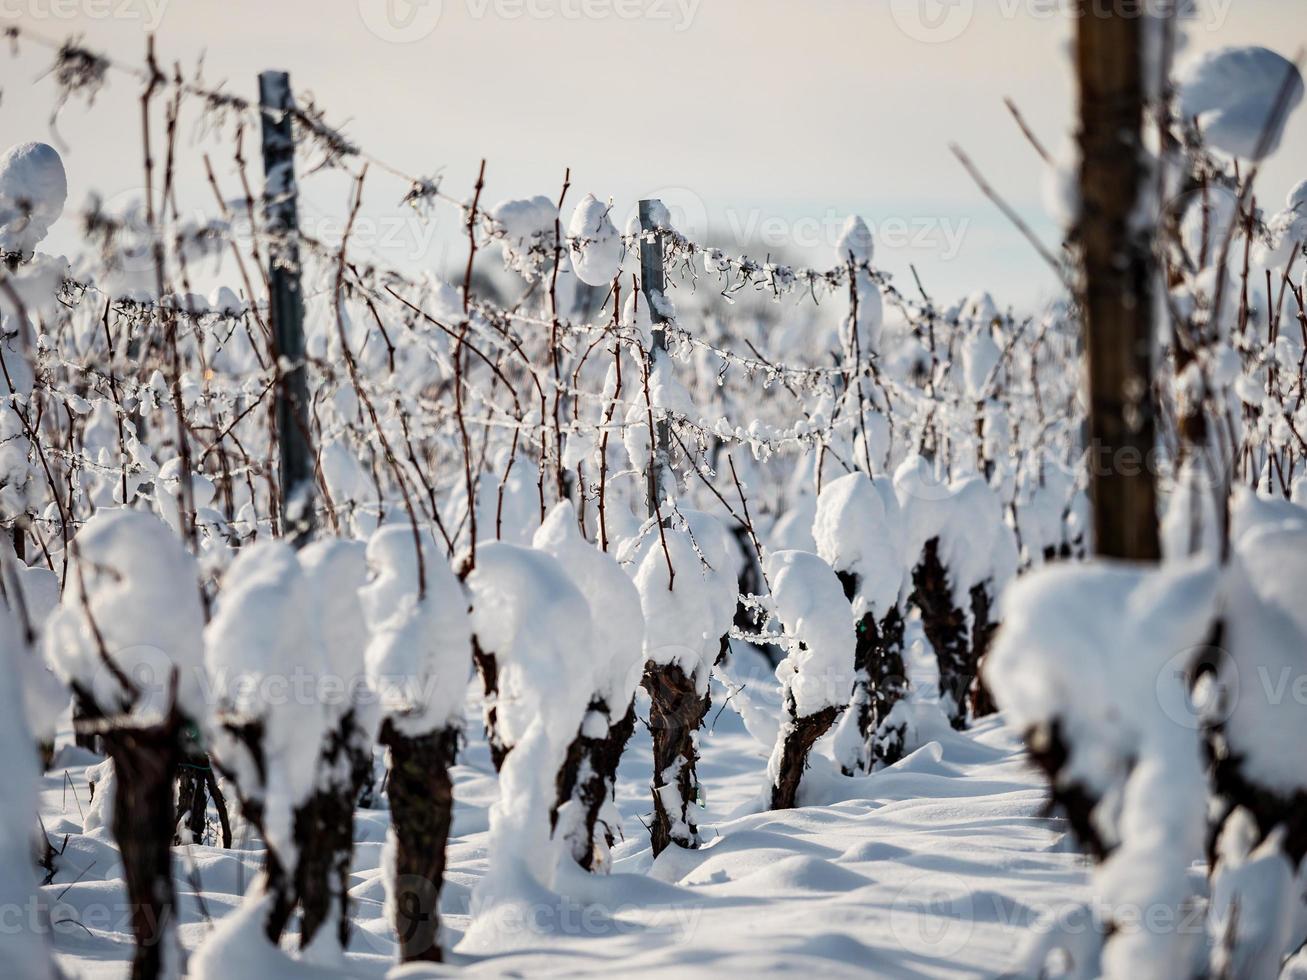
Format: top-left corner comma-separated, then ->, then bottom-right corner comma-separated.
835,215 -> 873,264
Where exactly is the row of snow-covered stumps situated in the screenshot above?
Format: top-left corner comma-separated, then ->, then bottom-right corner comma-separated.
43,455 -> 1021,979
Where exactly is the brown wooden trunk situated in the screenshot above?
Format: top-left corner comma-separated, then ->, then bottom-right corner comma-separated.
910,538 -> 971,730
1026,718 -> 1109,862
472,637 -> 509,770
968,583 -> 1000,719
770,699 -> 840,810
378,719 -> 458,963
835,572 -> 910,772
554,698 -> 637,871
295,710 -> 372,950
99,725 -> 182,980
1074,2 -> 1160,560
211,719 -> 299,944
643,663 -> 710,857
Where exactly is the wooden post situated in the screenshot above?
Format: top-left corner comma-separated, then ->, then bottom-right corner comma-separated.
638,199 -> 672,518
259,70 -> 314,545
1074,7 -> 1160,560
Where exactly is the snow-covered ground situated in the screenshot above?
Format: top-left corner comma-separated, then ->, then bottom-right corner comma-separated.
37,637 -> 1087,979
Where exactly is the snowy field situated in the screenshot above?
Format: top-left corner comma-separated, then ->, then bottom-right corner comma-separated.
3,8 -> 1307,980
38,638 -> 1085,979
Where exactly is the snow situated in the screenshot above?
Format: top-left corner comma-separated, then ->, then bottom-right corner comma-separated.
985,558 -> 1222,975
1210,816 -> 1298,980
1218,553 -> 1307,797
0,600 -> 57,980
567,193 -> 623,287
45,509 -> 207,724
191,893 -> 343,980
1013,454 -> 1082,564
532,501 -> 645,715
359,525 -> 472,736
0,142 -> 67,258
491,195 -> 558,278
298,538 -> 371,723
834,215 -> 873,264
1178,46 -> 1305,159
836,216 -> 884,356
461,541 -> 594,949
466,541 -> 592,753
204,540 -> 329,869
37,642 -> 1107,979
894,455 -> 1018,603
0,535 -> 66,743
961,324 -> 1001,399
13,15 -> 1307,979
812,471 -> 905,619
1259,178 -> 1307,268
634,509 -> 737,693
764,549 -> 854,718
449,452 -> 543,548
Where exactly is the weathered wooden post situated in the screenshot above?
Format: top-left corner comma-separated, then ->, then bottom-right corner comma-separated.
259,71 -> 315,545
639,199 -> 673,519
635,199 -> 712,856
1073,7 -> 1160,560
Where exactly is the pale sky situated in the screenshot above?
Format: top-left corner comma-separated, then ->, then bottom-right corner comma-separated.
2,0 -> 1304,310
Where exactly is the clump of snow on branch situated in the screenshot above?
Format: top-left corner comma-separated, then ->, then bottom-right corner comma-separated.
359,526 -> 472,736
46,509 -> 207,722
0,141 -> 67,259
461,541 -> 593,948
